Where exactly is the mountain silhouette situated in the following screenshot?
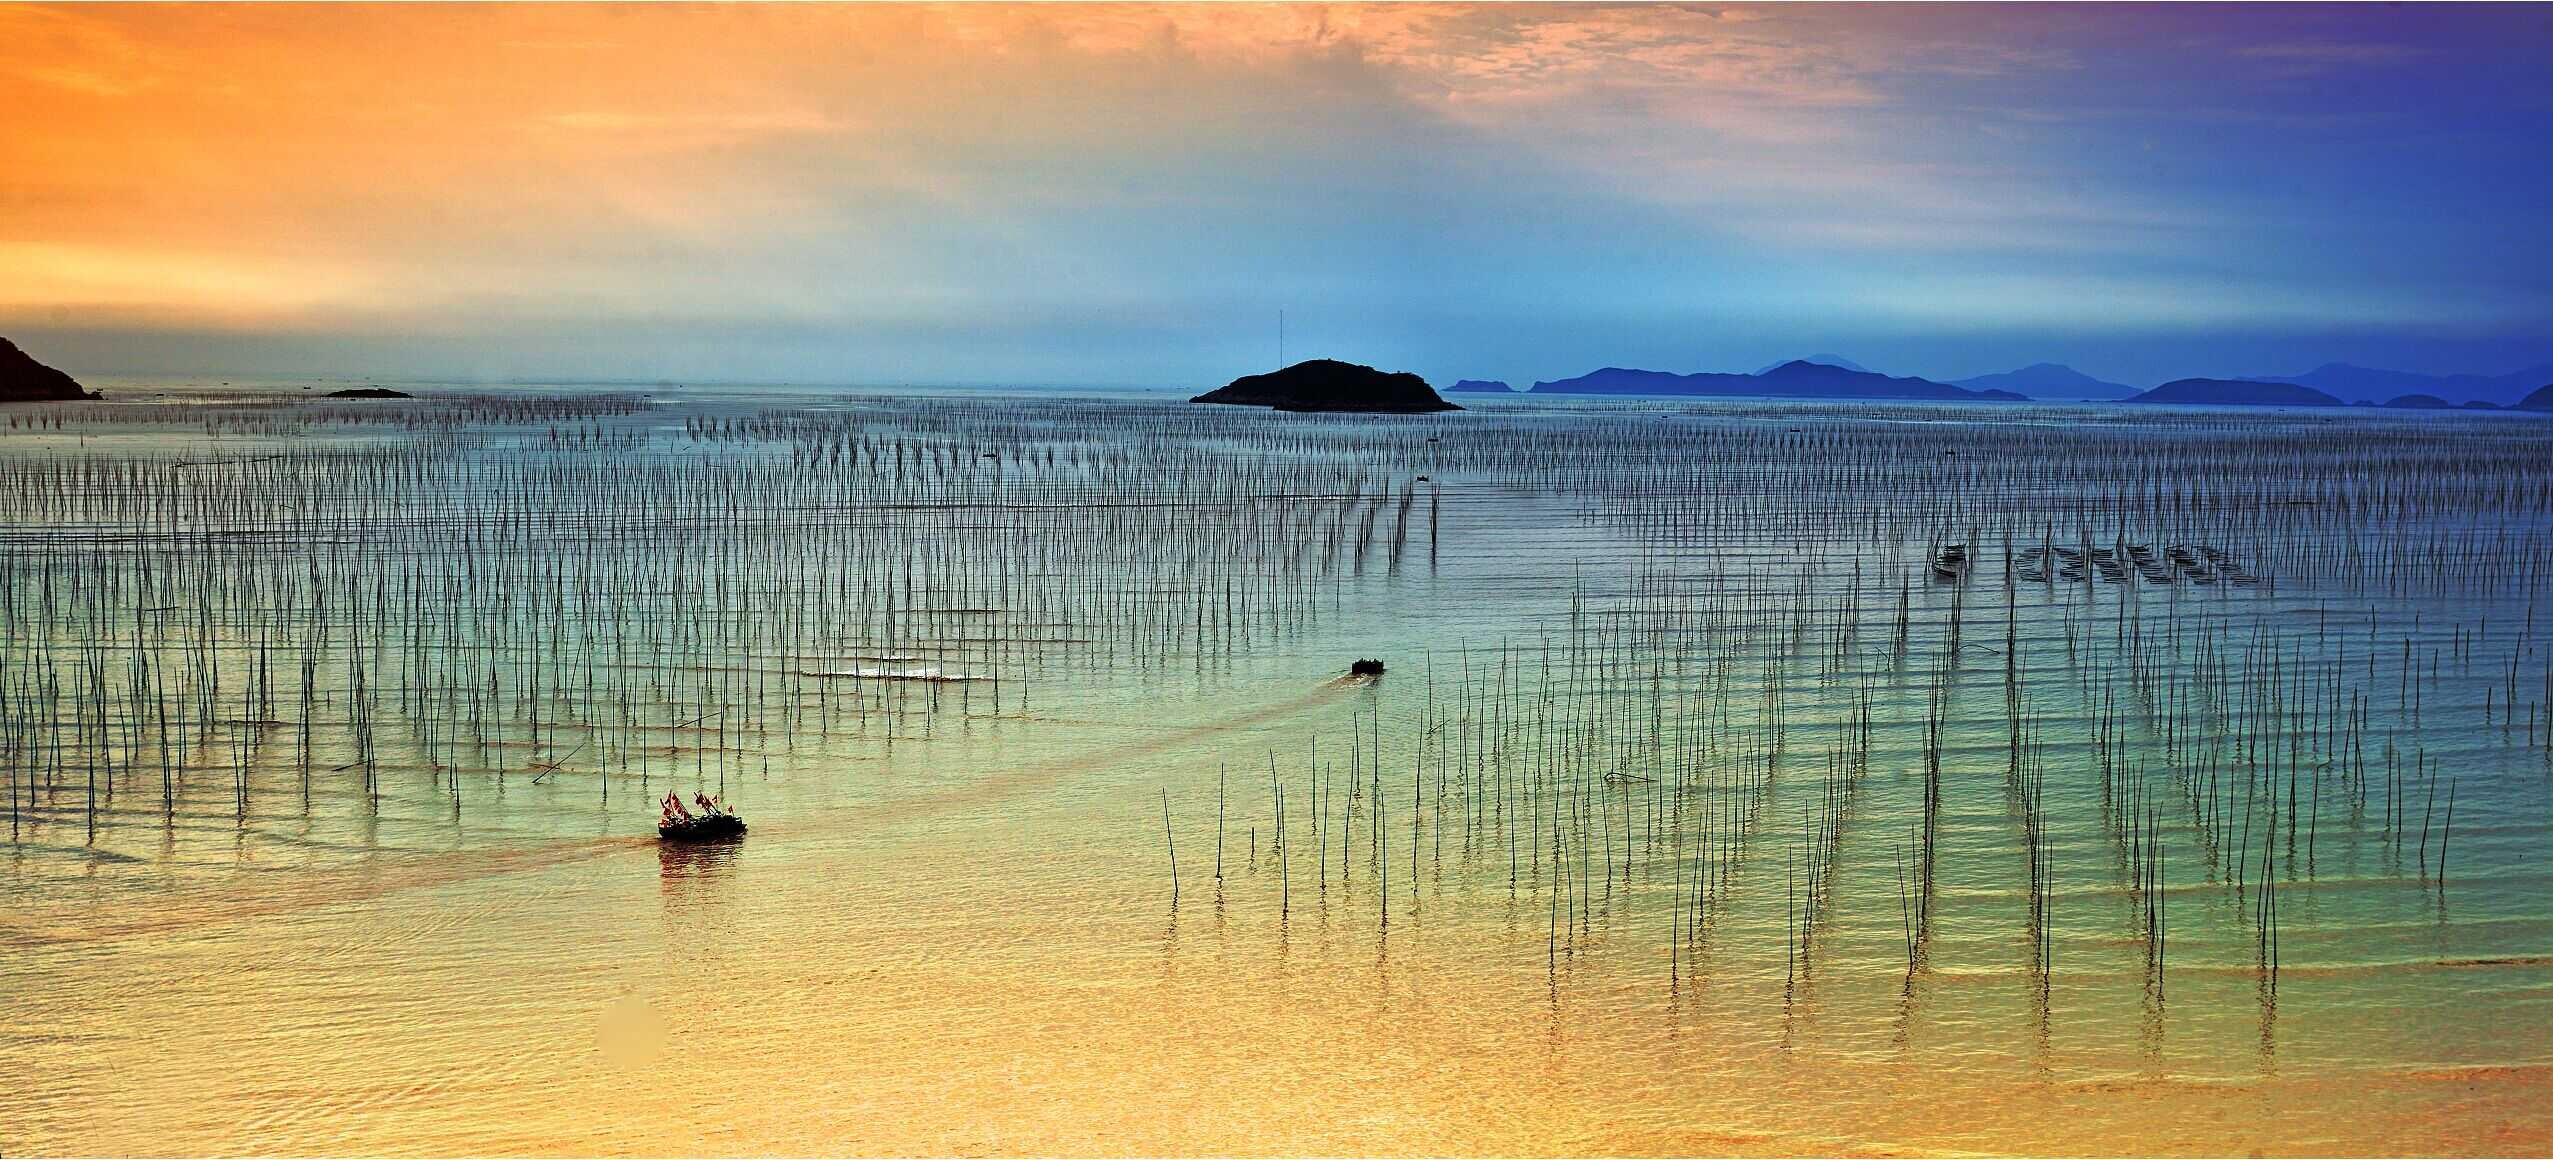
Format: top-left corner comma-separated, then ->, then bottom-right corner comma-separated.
2124,379 -> 2345,407
1191,359 -> 1458,413
2516,383 -> 2553,412
1533,360 -> 2022,402
0,337 -> 98,402
1951,363 -> 2136,399
1446,379 -> 1515,393
2253,362 -> 2553,406
1751,353 -> 1868,375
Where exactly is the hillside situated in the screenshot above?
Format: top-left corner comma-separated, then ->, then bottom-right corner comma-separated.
0,338 -> 99,402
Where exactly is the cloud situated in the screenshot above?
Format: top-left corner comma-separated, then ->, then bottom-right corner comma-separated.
544,109 -> 845,136
1,2 -> 2544,382
0,242 -> 373,323
19,65 -> 134,97
0,5 -> 158,94
2234,39 -> 2429,65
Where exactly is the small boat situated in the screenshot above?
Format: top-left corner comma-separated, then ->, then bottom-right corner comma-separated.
1932,543 -> 1969,582
658,791 -> 746,841
660,812 -> 746,842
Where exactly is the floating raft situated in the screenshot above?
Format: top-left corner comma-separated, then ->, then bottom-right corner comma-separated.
2007,543 -> 2261,587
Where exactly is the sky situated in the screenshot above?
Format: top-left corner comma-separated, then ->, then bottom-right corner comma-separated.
4,2 -> 2551,389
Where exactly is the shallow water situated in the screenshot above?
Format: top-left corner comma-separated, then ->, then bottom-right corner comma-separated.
2,383 -> 2549,1155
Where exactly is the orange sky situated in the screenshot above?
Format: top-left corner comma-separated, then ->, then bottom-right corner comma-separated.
7,4 -> 973,326
5,3 -> 2546,385
0,3 -> 2048,332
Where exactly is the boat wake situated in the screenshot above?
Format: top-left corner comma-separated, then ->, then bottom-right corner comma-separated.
853,676 -> 1366,825
0,678 -> 1361,948
0,835 -> 652,951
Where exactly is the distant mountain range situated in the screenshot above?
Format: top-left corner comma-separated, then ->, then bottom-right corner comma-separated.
1950,363 -> 2137,400
2123,379 -> 2346,407
2252,362 -> 2553,407
1531,360 -> 2027,402
1452,355 -> 2553,409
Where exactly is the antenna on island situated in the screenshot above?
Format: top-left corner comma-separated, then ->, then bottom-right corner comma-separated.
1277,309 -> 1286,369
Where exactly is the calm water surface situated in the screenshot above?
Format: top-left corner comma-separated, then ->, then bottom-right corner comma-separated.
2,381 -> 2548,1154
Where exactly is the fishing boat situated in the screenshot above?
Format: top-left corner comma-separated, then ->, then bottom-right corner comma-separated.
660,812 -> 746,841
658,793 -> 747,841
1932,543 -> 1969,582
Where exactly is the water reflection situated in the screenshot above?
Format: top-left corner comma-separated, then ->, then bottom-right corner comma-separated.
657,837 -> 742,992
658,839 -> 742,898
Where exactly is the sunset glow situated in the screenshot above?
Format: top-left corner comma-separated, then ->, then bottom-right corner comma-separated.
8,7 -> 2553,1158
4,3 -> 2546,385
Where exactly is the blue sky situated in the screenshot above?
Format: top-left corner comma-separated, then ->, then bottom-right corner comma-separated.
5,3 -> 2550,388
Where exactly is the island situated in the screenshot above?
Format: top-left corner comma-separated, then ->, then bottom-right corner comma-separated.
1530,359 -> 2027,402
2518,384 -> 2553,412
1446,379 -> 1515,394
1191,359 -> 1459,413
2121,378 -> 2346,407
326,387 -> 415,398
0,337 -> 100,402
2381,394 -> 2452,409
2251,361 -> 2553,408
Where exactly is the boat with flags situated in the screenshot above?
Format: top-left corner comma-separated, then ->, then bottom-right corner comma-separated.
658,791 -> 746,841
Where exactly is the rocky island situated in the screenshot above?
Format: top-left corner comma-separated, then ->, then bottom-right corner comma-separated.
0,337 -> 99,402
327,387 -> 415,398
1445,379 -> 1515,394
1191,359 -> 1459,413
